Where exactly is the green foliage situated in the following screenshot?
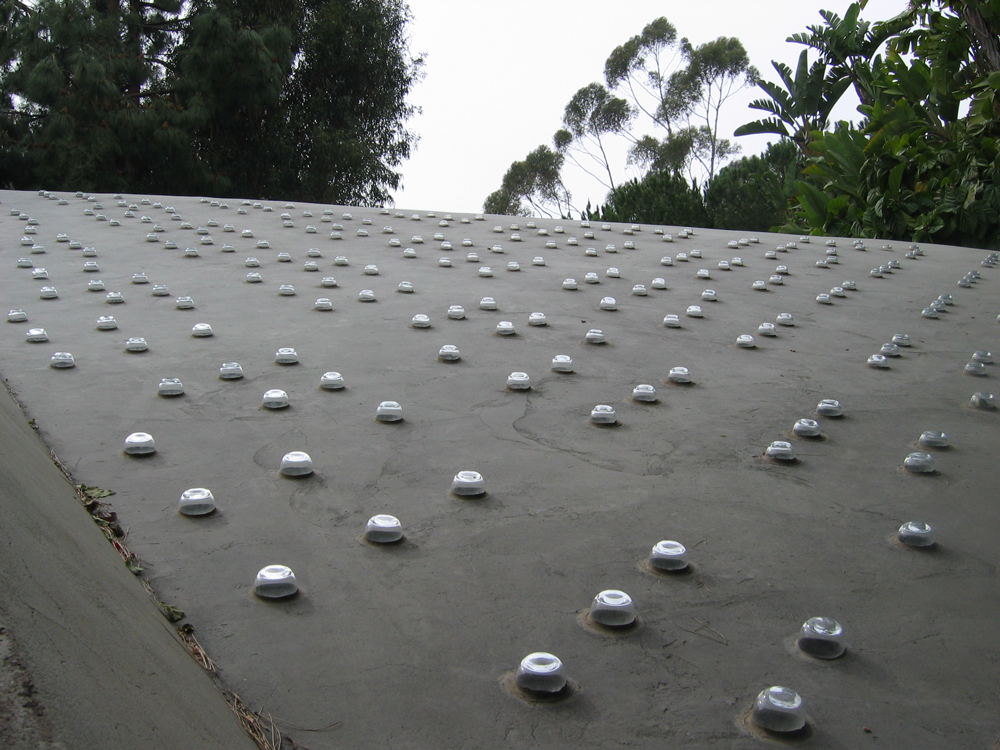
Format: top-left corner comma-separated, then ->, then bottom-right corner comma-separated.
704,140 -> 800,230
689,36 -> 754,88
602,20 -> 755,184
737,1 -> 1000,247
788,108 -> 1000,246
483,187 -> 524,217
486,17 -> 755,216
588,139 -> 797,230
562,83 -> 634,139
684,36 -> 758,180
592,170 -> 710,227
627,131 -> 693,173
267,0 -> 419,205
734,49 -> 851,150
0,0 -> 419,204
483,144 -> 570,218
558,82 -> 635,190
604,16 -> 679,91
892,0 -> 1000,120
787,3 -> 910,107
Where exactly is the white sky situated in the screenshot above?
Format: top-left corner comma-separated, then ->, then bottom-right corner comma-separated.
392,0 -> 908,215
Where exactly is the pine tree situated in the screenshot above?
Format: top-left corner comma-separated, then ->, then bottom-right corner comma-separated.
0,0 -> 419,203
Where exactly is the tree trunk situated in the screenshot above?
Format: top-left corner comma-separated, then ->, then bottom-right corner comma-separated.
957,3 -> 1000,118
959,3 -> 1000,74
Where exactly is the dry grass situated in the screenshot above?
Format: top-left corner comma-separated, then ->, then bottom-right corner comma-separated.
177,624 -> 217,673
225,691 -> 282,750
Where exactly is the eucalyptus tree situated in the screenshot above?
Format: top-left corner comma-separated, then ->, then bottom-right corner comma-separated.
553,82 -> 634,191
599,16 -> 700,179
603,16 -> 694,137
484,16 -> 754,215
684,36 -> 758,182
483,144 -> 573,219
601,18 -> 755,184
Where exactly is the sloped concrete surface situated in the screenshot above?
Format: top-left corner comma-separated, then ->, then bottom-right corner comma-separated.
0,374 -> 257,748
0,190 -> 997,749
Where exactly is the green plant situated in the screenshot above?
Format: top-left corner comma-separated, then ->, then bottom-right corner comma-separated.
592,170 -> 710,227
737,2 -> 1000,247
0,0 -> 420,204
704,140 -> 800,230
734,49 -> 851,151
483,144 -> 571,218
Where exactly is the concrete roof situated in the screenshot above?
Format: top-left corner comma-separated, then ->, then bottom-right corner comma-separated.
1,189 -> 997,749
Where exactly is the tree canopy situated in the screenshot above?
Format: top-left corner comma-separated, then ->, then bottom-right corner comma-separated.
587,139 -> 800,231
484,16 -> 755,217
0,0 -> 420,204
584,18 -> 756,186
483,144 -> 570,218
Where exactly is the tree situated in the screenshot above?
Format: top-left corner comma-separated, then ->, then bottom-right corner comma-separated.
1,0 -> 202,192
891,0 -> 1000,120
483,144 -> 572,218
0,0 -> 420,204
554,83 -> 634,191
591,170 -> 710,227
170,6 -> 299,197
703,140 -> 799,230
601,17 -> 707,180
581,139 -> 798,230
625,131 -> 694,174
604,16 -> 694,137
602,20 -> 755,184
482,186 -> 524,217
485,17 -> 755,216
249,0 -> 419,205
684,36 -> 758,182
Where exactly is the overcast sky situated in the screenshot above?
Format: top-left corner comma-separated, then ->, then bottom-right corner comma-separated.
392,0 -> 908,215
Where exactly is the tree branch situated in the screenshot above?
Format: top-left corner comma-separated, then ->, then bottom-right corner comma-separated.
121,88 -> 180,98
564,150 -> 614,192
